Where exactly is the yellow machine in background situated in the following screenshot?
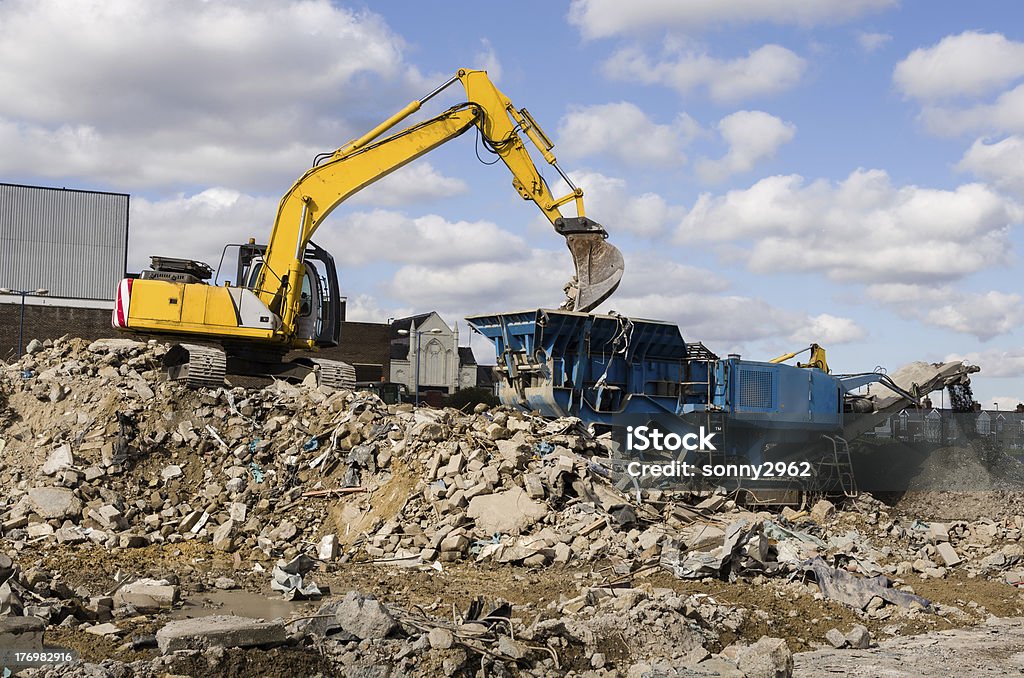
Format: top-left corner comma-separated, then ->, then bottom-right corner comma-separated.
770,343 -> 830,373
113,68 -> 625,388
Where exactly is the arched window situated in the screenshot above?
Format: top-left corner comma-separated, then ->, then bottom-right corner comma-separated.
977,411 -> 991,436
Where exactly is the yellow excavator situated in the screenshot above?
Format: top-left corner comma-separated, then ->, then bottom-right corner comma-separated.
770,343 -> 830,373
113,68 -> 625,388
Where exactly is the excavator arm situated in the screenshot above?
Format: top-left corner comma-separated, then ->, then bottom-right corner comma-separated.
256,69 -> 625,339
770,343 -> 830,373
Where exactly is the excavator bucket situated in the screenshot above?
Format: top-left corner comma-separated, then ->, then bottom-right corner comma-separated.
554,216 -> 624,312
564,232 -> 624,312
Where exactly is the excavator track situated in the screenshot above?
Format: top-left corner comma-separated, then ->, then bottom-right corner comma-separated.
163,343 -> 227,389
306,358 -> 357,391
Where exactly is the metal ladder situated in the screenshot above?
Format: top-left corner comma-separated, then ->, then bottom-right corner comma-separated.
821,434 -> 858,497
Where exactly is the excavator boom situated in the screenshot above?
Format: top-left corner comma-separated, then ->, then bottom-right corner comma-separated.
257,69 -> 624,330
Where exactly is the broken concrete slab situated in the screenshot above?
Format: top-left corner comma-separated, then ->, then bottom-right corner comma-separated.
161,464 -> 183,480
56,526 -> 88,544
736,636 -> 793,678
296,592 -> 397,640
333,591 -> 398,640
86,622 -> 123,637
318,534 -> 339,561
156,615 -> 286,653
28,486 -> 82,520
467,486 -> 548,536
26,523 -> 54,538
845,624 -> 871,649
825,628 -> 848,648
41,444 -> 74,476
90,504 -> 127,531
427,627 -> 454,649
936,542 -> 962,567
929,522 -> 950,543
212,519 -> 236,552
214,577 -> 238,590
522,473 -> 545,499
114,579 -> 180,612
88,338 -> 147,354
228,502 -> 247,522
497,634 -> 528,660
0,615 -> 46,651
810,499 -> 836,524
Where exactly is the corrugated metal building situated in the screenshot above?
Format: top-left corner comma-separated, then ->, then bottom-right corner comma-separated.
0,183 -> 128,301
0,183 -> 129,358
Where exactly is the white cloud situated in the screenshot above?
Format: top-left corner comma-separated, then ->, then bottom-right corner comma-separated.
570,172 -> 684,237
0,118 -> 323,192
991,396 -> 1024,411
868,284 -> 1024,340
598,254 -> 863,346
347,163 -> 469,206
0,1 -> 428,191
316,210 -> 529,267
603,44 -> 806,103
920,84 -> 1024,137
387,249 -> 576,317
568,0 -> 896,39
924,291 -> 1024,340
864,282 -> 947,305
130,192 -> 528,286
945,348 -> 1024,378
605,292 -> 801,344
696,110 -> 796,182
605,291 -> 863,347
129,189 -> 277,275
894,31 -> 1024,101
895,33 -> 1024,138
557,103 -> 698,167
381,246 -> 862,349
0,2 -> 411,124
857,31 -> 892,53
677,169 -> 1022,284
474,38 -> 503,82
343,294 -> 409,324
612,255 -> 728,296
790,314 -> 866,344
957,136 -> 1024,196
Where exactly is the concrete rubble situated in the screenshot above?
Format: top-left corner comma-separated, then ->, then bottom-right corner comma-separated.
155,614 -> 287,652
1,336 -> 1024,676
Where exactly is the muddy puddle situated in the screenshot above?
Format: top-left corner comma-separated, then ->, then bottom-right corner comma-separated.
171,589 -> 320,621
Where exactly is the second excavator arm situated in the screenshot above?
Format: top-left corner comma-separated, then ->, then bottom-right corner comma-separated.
770,343 -> 830,373
254,69 -> 625,341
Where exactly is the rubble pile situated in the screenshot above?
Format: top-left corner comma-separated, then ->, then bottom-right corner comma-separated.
1,337 -> 670,570
2,336 -> 1024,676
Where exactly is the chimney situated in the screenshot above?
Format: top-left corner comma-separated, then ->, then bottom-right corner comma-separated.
922,396 -> 933,410
1016,403 -> 1024,413
973,401 -> 982,413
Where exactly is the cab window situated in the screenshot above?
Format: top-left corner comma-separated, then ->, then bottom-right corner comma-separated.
300,274 -> 312,316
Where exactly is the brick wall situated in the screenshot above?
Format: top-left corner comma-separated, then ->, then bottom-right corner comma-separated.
0,303 -> 117,360
1,306 -> 393,380
287,320 -> 391,380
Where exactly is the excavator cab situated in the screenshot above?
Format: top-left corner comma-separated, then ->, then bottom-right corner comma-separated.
236,240 -> 342,348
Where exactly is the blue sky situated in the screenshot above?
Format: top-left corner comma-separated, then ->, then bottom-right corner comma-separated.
1,0 -> 1022,408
